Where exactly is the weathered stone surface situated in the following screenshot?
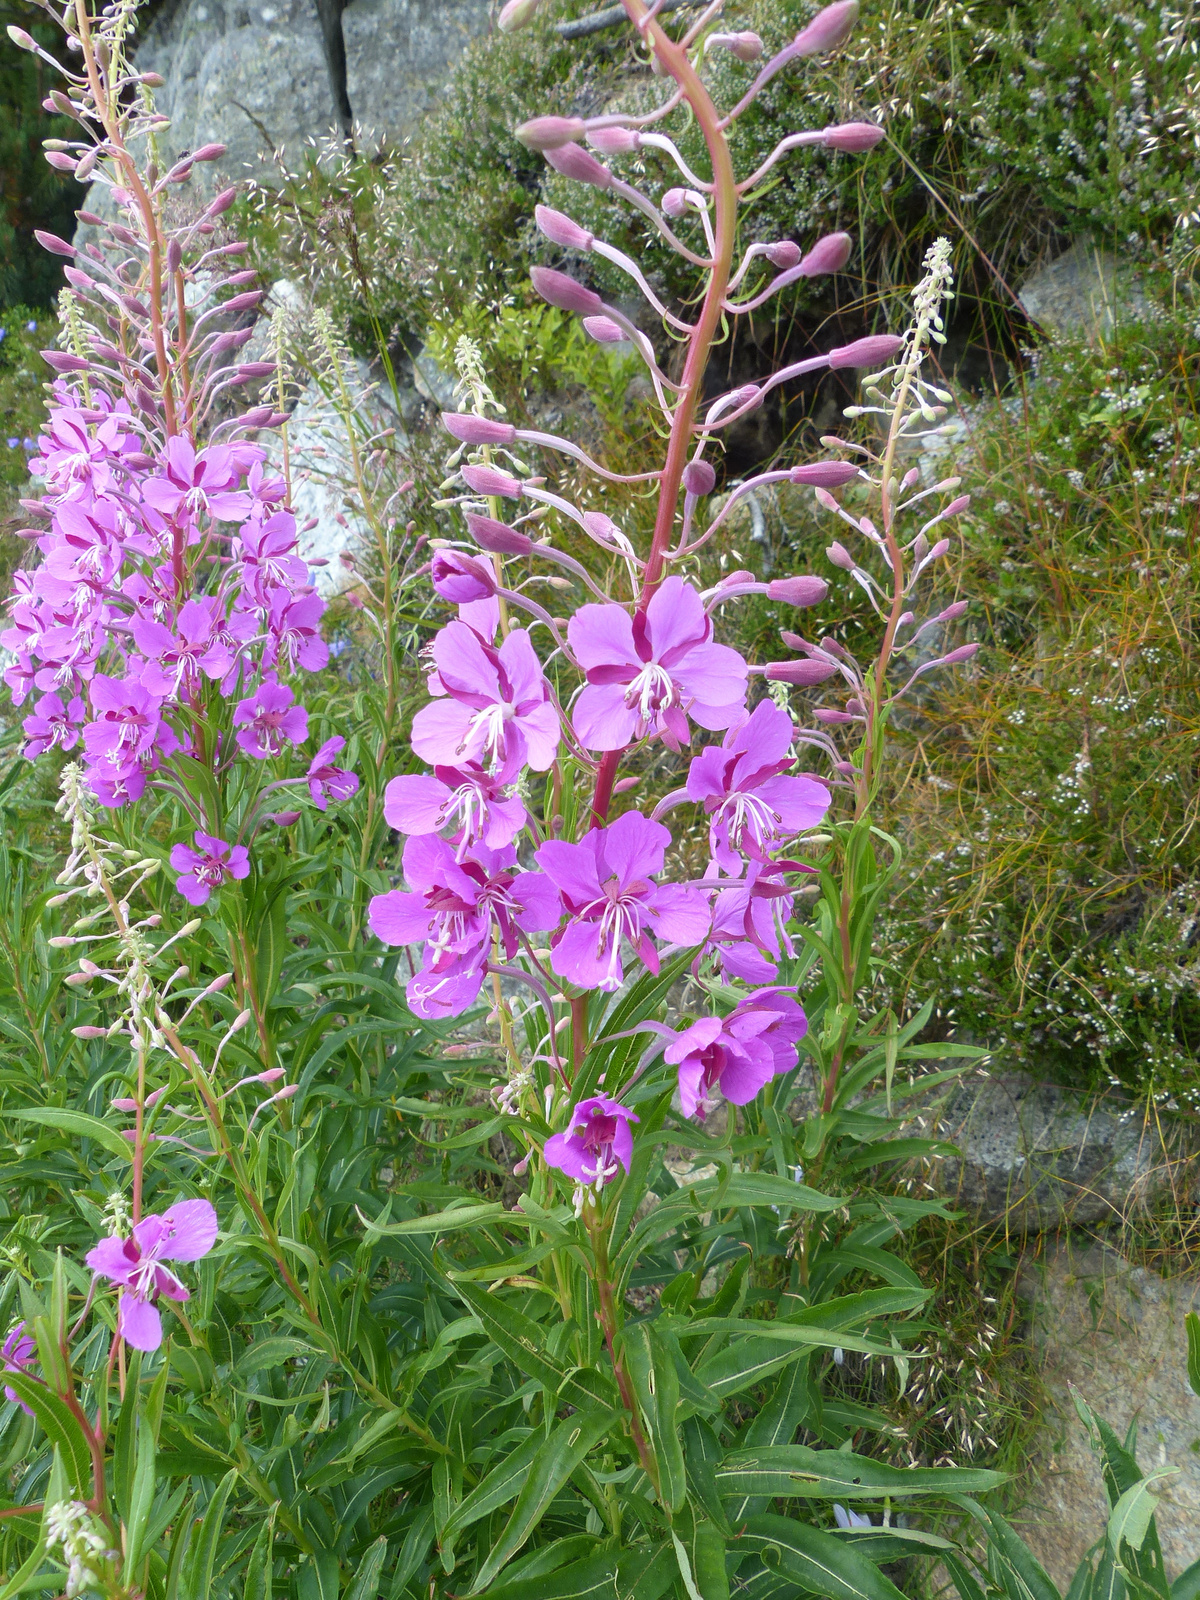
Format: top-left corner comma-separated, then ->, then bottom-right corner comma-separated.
1018,1241 -> 1200,1588
929,1071 -> 1183,1232
341,0 -> 488,143
1018,241 -> 1150,340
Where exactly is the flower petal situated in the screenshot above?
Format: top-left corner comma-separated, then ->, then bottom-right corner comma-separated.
118,1292 -> 163,1352
155,1198 -> 218,1262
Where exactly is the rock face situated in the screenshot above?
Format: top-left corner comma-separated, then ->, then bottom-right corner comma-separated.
1017,241 -> 1150,340
128,0 -> 487,189
1018,1242 -> 1200,1587
929,1071 -> 1183,1232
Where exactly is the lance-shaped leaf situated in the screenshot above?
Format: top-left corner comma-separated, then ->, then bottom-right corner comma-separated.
450,1279 -> 619,1411
623,1322 -> 686,1513
2,1370 -> 93,1494
716,1446 -> 1004,1500
737,1513 -> 910,1600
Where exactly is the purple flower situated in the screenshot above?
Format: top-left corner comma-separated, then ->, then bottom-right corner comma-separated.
667,987 -> 807,1118
383,760 -> 526,852
544,1096 -> 638,1185
85,1198 -> 218,1352
430,550 -> 497,605
169,831 -> 251,905
141,436 -> 251,523
708,863 -> 806,982
132,598 -> 236,696
686,700 -> 831,872
569,576 -> 748,751
534,810 -> 710,992
264,589 -> 328,674
22,691 -> 85,758
236,510 -> 309,603
2,1323 -> 36,1413
411,622 -> 559,773
368,837 -> 560,1018
306,737 -> 358,810
233,679 -> 309,759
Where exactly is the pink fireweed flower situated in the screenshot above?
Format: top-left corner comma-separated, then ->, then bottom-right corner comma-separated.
2,1323 -> 36,1413
383,759 -> 526,852
707,863 -> 808,983
169,831 -> 251,906
666,988 -> 805,1119
368,837 -> 560,1018
534,810 -> 710,991
544,1095 -> 638,1185
686,701 -> 832,872
22,690 -> 85,758
411,621 -> 559,774
85,1198 -> 218,1352
263,589 -> 329,674
569,576 -> 748,751
141,435 -> 254,523
236,510 -> 310,603
132,598 -> 236,696
306,736 -> 359,810
233,679 -> 309,759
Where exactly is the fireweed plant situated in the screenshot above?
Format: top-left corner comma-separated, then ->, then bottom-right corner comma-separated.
0,0 -> 1011,1596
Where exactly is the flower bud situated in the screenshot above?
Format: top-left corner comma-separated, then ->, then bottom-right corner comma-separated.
661,187 -> 689,217
63,267 -> 93,289
206,188 -> 237,218
939,642 -> 979,666
582,315 -> 627,343
826,542 -> 856,571
461,463 -> 523,499
814,707 -> 857,723
823,120 -> 884,152
709,29 -> 763,60
269,811 -> 302,825
928,538 -> 950,561
827,333 -> 904,370
938,600 -> 969,622
683,459 -> 716,496
516,115 -> 586,150
7,25 -> 37,50
587,126 -> 640,154
166,238 -> 182,273
72,1026 -> 108,1039
140,71 -> 165,86
535,205 -> 594,251
790,461 -> 858,488
940,495 -> 970,518
614,776 -> 641,793
498,0 -> 542,30
236,362 -> 276,379
766,241 -> 802,269
765,659 -> 841,685
530,265 -> 603,317
34,230 -> 75,257
768,576 -> 829,607
192,142 -> 227,161
441,411 -> 516,445
800,232 -> 852,276
545,143 -> 613,189
41,350 -> 90,373
431,550 -> 497,604
793,0 -> 858,57
465,511 -> 533,555
257,1067 -> 287,1083
44,151 -> 77,171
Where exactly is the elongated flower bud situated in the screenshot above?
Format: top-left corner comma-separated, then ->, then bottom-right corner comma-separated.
710,30 -> 763,60
790,461 -> 858,487
499,0 -> 542,31
44,151 -> 77,172
683,460 -> 716,495
192,142 -> 228,162
766,241 -> 802,268
206,188 -> 237,218
939,642 -> 979,665
41,350 -> 90,372
937,600 -> 969,622
768,576 -> 829,607
535,205 -> 593,251
823,121 -> 884,152
461,463 -> 523,499
800,232 -> 852,276
827,333 -> 903,369
582,315 -> 627,343
545,143 -> 613,190
441,411 -> 516,445
516,115 -> 585,150
826,542 -> 856,571
7,25 -> 37,50
530,265 -> 603,316
765,659 -> 840,685
793,0 -> 858,57
465,511 -> 533,554
587,126 -> 640,154
34,230 -> 75,257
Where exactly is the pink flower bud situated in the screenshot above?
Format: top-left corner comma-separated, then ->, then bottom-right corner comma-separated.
529,265 -> 603,317
709,29 -> 763,60
582,315 -> 627,343
44,151 -> 77,172
257,1067 -> 287,1083
535,205 -> 594,251
827,333 -> 904,370
823,121 -> 884,152
768,576 -> 829,607
939,642 -> 979,666
928,538 -> 950,561
721,569 -> 757,586
661,187 -> 689,217
793,0 -> 858,57
544,143 -> 613,190
73,1026 -> 108,1039
192,142 -> 227,161
34,230 -> 75,257
465,511 -> 533,555
7,25 -> 37,50
800,232 -> 852,276
826,542 -> 856,571
765,659 -> 841,685
790,461 -> 859,488
940,495 -> 970,518
587,126 -> 640,154
206,188 -> 237,218
431,549 -> 497,604
441,411 -> 516,445
516,115 -> 586,151
938,600 -> 969,622
614,776 -> 641,793
269,811 -> 302,826
167,238 -> 182,273
683,459 -> 716,495
41,350 -> 90,372
498,0 -> 542,30
461,463 -> 523,499
273,1083 -> 299,1101
766,241 -> 802,269
237,362 -> 275,379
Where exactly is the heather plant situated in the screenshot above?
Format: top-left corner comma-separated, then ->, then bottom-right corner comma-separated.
0,1 -> 1022,1597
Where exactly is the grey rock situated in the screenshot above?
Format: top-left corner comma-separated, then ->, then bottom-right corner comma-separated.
1017,1241 -> 1200,1586
1018,240 -> 1150,340
342,0 -> 488,145
929,1070 -> 1186,1232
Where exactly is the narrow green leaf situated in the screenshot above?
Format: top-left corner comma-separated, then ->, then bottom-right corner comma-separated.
2,1371 -> 92,1494
346,1537 -> 388,1600
1172,1558 -> 1200,1600
1109,1477 -> 1170,1555
692,1172 -> 844,1213
450,1280 -> 618,1412
178,1467 -> 238,1600
623,1323 -> 686,1513
441,1430 -> 543,1543
123,1410 -> 158,1575
360,1201 -> 509,1237
716,1446 -> 1004,1500
10,1109 -> 132,1162
245,1518 -> 275,1600
738,1513 -> 909,1600
1185,1312 -> 1200,1400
